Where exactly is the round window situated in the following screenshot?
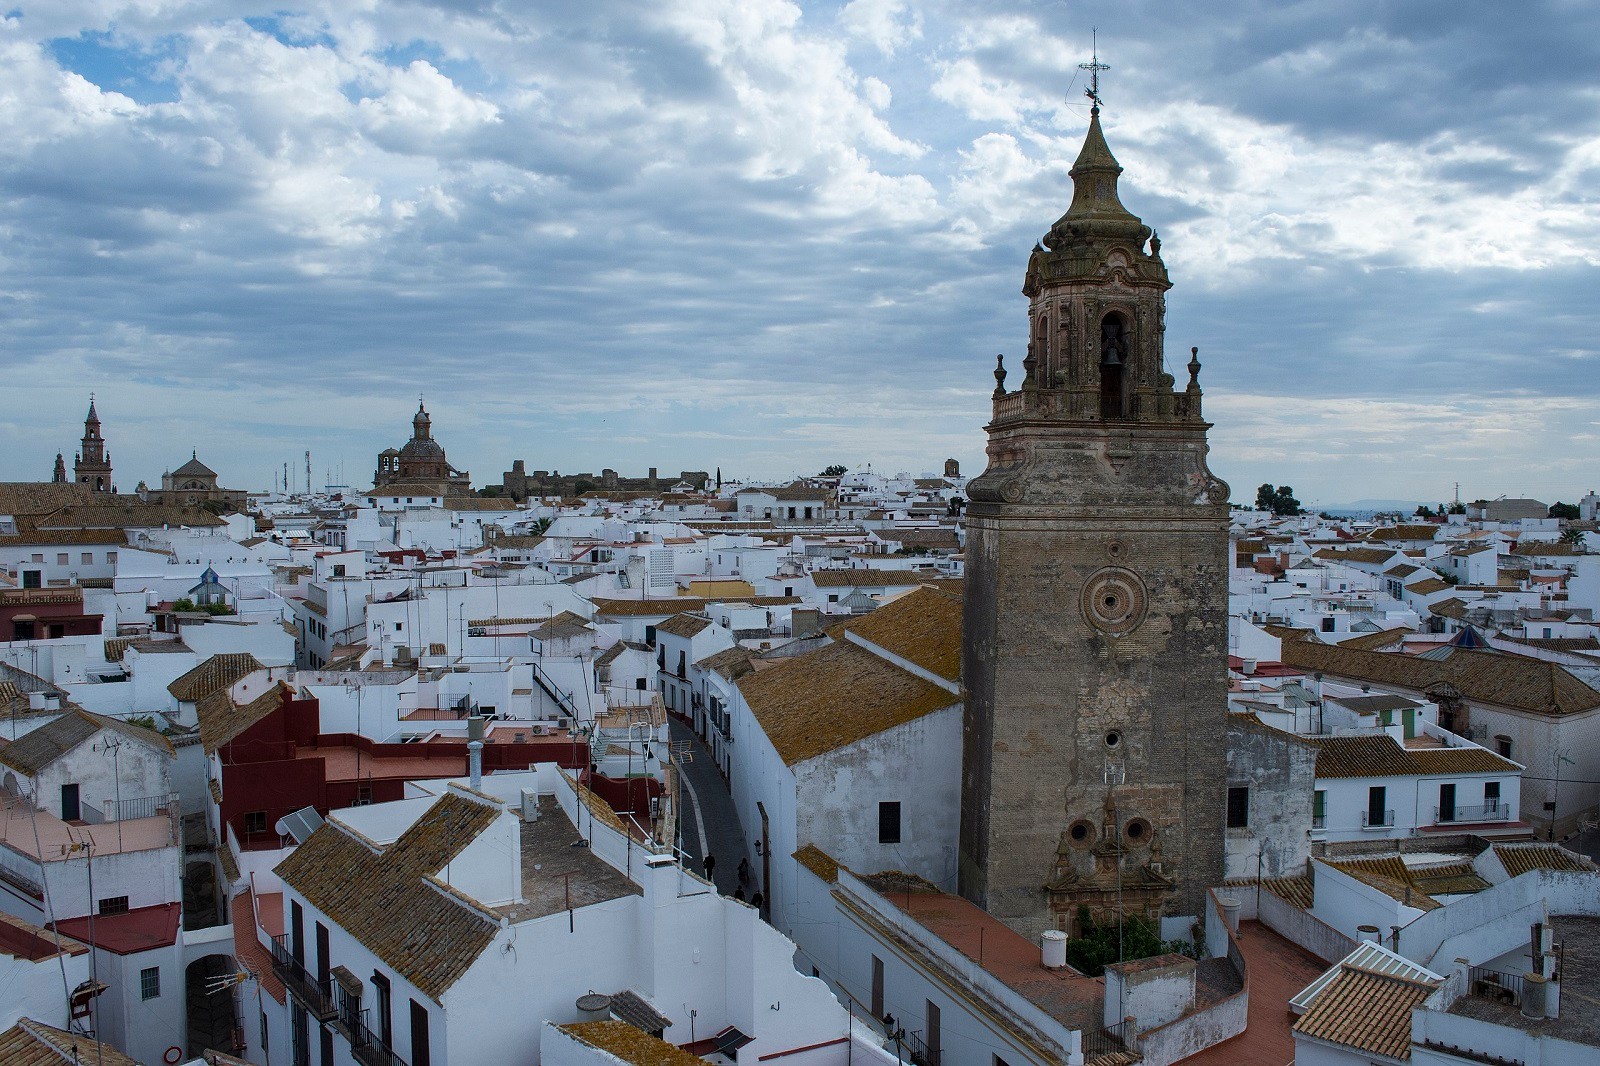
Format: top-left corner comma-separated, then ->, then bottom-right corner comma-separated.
1125,818 -> 1151,842
1104,730 -> 1122,749
1067,820 -> 1095,846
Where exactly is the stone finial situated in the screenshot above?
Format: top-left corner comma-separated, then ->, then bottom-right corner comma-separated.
1149,231 -> 1161,257
1187,346 -> 1201,387
993,354 -> 1007,398
1022,342 -> 1038,391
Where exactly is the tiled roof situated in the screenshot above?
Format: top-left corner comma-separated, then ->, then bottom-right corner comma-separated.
274,792 -> 501,999
1367,524 -> 1441,542
0,1020 -> 138,1066
810,568 -> 931,588
560,1021 -> 707,1066
737,638 -> 958,765
1260,874 -> 1314,909
792,844 -> 841,883
1312,547 -> 1398,565
1335,629 -> 1412,652
0,526 -> 130,546
0,482 -> 93,517
168,653 -> 263,703
1410,863 -> 1491,897
0,710 -> 172,775
694,645 -> 755,680
1407,577 -> 1452,595
1293,966 -> 1437,1059
1280,641 -> 1600,715
37,502 -> 225,529
592,596 -> 797,616
1321,857 -> 1442,911
1493,843 -> 1595,877
1313,734 -> 1517,779
655,612 -> 713,638
839,585 -> 962,683
198,682 -> 285,755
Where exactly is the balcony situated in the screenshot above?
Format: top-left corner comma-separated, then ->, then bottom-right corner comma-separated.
1434,802 -> 1509,825
903,1030 -> 940,1066
269,935 -> 336,1020
1361,809 -> 1396,829
348,1014 -> 408,1066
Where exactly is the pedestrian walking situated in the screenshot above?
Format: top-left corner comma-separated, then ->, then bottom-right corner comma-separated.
734,887 -> 746,901
737,856 -> 751,886
750,891 -> 763,911
703,853 -> 716,881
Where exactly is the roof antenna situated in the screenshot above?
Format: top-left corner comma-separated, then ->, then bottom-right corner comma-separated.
1079,29 -> 1110,113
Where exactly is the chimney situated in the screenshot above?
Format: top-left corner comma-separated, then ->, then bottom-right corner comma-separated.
1041,929 -> 1068,969
1241,658 -> 1257,676
1357,925 -> 1380,944
467,715 -> 485,790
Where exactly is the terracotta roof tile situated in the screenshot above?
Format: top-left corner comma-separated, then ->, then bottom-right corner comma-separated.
560,1021 -> 707,1066
655,612 -> 713,638
1293,966 -> 1437,1058
169,653 -> 263,703
1492,843 -> 1595,877
1280,641 -> 1600,715
274,792 -> 501,999
0,709 -> 172,774
839,585 -> 962,683
792,844 -> 841,884
737,639 -> 957,765
0,1020 -> 138,1066
198,682 -> 285,755
1312,733 -> 1517,779
810,568 -> 933,588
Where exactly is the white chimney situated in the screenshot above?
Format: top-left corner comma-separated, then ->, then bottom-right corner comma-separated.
1041,929 -> 1068,969
1241,658 -> 1258,675
467,716 -> 485,790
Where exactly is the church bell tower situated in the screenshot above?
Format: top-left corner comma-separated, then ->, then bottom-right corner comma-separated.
74,396 -> 114,494
959,99 -> 1230,937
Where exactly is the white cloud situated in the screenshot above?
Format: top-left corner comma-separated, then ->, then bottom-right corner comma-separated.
838,0 -> 922,57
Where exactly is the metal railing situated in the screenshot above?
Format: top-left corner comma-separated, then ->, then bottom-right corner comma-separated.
1467,966 -> 1523,1007
269,934 -> 336,1019
350,1014 -> 409,1066
1361,809 -> 1396,829
1434,802 -> 1508,824
1083,1019 -> 1133,1061
903,1029 -> 940,1066
104,793 -> 178,821
1311,813 -> 1327,829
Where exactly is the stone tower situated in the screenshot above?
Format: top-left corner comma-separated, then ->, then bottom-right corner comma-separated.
960,106 -> 1230,938
74,397 -> 114,493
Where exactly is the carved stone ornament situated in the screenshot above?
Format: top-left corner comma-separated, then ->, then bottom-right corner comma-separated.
1080,566 -> 1148,636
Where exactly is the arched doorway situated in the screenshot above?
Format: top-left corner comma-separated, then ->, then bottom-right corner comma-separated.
185,953 -> 243,1057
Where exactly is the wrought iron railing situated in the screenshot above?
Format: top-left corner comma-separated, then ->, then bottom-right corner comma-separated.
903,1029 -> 940,1066
1361,809 -> 1396,828
1467,966 -> 1523,1006
1083,1019 -> 1133,1061
1434,802 -> 1508,824
1311,813 -> 1327,829
350,1014 -> 409,1066
104,793 -> 178,821
269,934 -> 336,1019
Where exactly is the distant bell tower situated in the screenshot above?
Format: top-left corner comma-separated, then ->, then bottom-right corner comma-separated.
960,81 -> 1230,937
74,396 -> 114,493
52,452 -> 67,483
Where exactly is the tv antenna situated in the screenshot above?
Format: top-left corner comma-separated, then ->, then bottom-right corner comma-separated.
1079,30 -> 1110,111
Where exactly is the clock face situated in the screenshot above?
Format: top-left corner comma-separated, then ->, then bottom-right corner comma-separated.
1081,566 -> 1148,637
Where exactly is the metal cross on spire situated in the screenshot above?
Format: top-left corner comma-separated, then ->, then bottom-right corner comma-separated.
1079,30 -> 1110,112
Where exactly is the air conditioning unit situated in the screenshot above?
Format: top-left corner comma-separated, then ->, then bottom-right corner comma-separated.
531,725 -> 545,736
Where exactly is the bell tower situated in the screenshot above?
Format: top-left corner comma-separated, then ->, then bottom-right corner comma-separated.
74,396 -> 114,494
959,99 -> 1230,938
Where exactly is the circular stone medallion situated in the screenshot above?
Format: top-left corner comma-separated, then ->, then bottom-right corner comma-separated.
1081,567 -> 1148,637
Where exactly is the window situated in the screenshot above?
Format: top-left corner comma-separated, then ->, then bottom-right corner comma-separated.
332,564 -> 345,577
373,972 -> 393,1046
1485,781 -> 1502,812
106,551 -> 116,564
22,570 -> 41,589
410,1000 -> 432,1066
925,1000 -> 941,1065
30,553 -> 43,563
1367,786 -> 1388,827
1438,782 -> 1457,822
644,625 -> 657,645
57,553 -> 69,565
878,801 -> 902,844
394,622 -> 402,632
98,896 -> 130,916
1495,735 -> 1513,759
1320,617 -> 1336,633
1226,786 -> 1249,829
140,966 -> 161,1000
81,552 -> 93,565
870,955 -> 885,1018
261,1011 -> 269,1053
244,811 -> 268,835
1312,789 -> 1326,829
827,594 -> 839,603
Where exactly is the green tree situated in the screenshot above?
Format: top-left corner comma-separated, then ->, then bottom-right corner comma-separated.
820,464 -> 847,478
1560,527 -> 1586,546
1447,501 -> 1466,515
1061,907 -> 1193,977
1256,483 -> 1302,516
529,517 -> 553,536
1549,502 -> 1580,520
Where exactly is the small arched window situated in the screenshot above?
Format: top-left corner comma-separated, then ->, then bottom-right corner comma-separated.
1099,312 -> 1131,419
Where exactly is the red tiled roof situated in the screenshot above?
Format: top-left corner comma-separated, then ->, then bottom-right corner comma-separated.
233,892 -> 285,1003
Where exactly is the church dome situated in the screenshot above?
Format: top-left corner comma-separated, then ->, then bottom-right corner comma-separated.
399,437 -> 446,460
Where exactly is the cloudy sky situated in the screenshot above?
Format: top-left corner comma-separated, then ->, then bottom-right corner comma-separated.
3,0 -> 1597,506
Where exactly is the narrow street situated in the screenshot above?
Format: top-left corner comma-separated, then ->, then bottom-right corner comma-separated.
670,717 -> 751,897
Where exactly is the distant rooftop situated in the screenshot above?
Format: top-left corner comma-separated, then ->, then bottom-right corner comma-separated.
1447,915 -> 1600,1047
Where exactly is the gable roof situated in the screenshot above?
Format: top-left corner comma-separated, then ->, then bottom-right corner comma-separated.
737,639 -> 958,766
274,792 -> 502,1000
655,612 -> 713,639
1312,733 -> 1519,779
1492,843 -> 1594,877
1293,964 -> 1439,1059
839,585 -> 962,683
1280,641 -> 1600,716
0,710 -> 173,775
168,653 -> 263,703
810,568 -> 931,588
198,683 -> 286,755
0,1020 -> 138,1066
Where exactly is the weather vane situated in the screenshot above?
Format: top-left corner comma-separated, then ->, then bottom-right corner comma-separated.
1079,29 -> 1109,112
